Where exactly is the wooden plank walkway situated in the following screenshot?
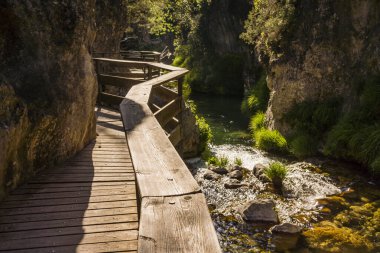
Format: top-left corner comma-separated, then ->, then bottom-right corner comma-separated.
0,107 -> 138,253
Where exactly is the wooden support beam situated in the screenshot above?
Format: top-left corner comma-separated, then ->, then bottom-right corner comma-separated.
98,74 -> 144,89
98,92 -> 124,105
153,97 -> 181,128
168,124 -> 181,147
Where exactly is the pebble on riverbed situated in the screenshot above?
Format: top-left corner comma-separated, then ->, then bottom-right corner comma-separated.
209,166 -> 229,175
237,199 -> 279,224
203,170 -> 221,180
229,170 -> 243,180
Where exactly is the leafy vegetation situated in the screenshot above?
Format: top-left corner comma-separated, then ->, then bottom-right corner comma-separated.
241,72 -> 269,115
234,157 -> 243,166
254,129 -> 288,153
241,0 -> 297,61
249,111 -> 265,132
284,98 -> 342,157
207,155 -> 229,168
265,162 -> 287,191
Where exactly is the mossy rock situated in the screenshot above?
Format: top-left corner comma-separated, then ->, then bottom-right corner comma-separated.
302,221 -> 374,253
317,196 -> 349,213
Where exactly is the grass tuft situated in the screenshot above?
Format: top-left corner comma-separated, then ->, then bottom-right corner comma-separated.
254,129 -> 288,153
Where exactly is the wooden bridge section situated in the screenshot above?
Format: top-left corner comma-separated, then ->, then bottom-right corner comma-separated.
0,57 -> 220,252
94,58 -> 221,252
0,108 -> 138,252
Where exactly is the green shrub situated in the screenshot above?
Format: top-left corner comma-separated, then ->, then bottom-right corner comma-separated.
254,129 -> 288,153
234,157 -> 243,166
265,162 -> 287,181
290,133 -> 318,158
241,73 -> 269,115
249,111 -> 265,132
207,155 -> 229,168
207,156 -> 219,166
219,156 -> 229,168
196,115 -> 212,153
265,162 -> 288,191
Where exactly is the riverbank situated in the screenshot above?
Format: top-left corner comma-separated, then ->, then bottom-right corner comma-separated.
187,94 -> 380,252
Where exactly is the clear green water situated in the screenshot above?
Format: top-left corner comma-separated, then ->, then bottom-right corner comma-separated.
190,93 -> 251,145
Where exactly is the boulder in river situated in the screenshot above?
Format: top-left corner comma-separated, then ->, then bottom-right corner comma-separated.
271,223 -> 302,234
203,170 -> 221,181
253,163 -> 267,177
210,166 -> 229,175
237,199 -> 279,223
229,170 -> 243,180
224,179 -> 247,189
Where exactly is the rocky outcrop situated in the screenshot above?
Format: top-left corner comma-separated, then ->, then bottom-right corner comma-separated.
245,1 -> 380,134
0,0 -> 127,199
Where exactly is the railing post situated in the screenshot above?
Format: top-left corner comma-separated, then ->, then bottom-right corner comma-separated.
147,66 -> 153,80
94,59 -> 103,104
177,77 -> 184,156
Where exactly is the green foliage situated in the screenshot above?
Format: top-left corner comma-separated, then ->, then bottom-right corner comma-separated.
186,100 -> 212,153
196,115 -> 212,153
265,162 -> 287,182
323,77 -> 380,176
254,129 -> 288,153
234,157 -> 243,166
241,73 -> 269,115
219,156 -> 229,168
249,111 -> 265,132
286,98 -> 342,136
241,0 -> 296,60
289,133 -> 318,158
184,53 -> 245,96
207,155 -> 229,168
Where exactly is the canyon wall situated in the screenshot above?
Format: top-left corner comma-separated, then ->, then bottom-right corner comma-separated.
0,0 -> 127,199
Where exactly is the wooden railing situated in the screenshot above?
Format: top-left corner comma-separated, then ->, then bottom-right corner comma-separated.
92,50 -> 162,62
93,57 -> 221,252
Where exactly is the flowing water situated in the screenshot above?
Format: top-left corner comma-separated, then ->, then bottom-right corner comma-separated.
188,93 -> 380,253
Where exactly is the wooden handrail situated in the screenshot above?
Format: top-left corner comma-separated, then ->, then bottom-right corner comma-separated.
94,56 -> 221,253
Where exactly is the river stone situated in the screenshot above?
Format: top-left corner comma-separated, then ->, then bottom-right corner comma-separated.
224,179 -> 245,189
253,163 -> 267,177
238,199 -> 279,223
229,170 -> 243,180
210,166 -> 229,175
204,170 -> 221,180
271,223 -> 302,234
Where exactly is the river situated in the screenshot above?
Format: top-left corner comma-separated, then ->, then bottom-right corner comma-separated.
187,93 -> 380,253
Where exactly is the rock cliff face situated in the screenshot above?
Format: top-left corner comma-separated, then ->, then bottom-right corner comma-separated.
252,0 -> 380,134
0,0 -> 126,199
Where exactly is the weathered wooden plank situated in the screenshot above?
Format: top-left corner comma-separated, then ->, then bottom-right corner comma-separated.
63,161 -> 133,167
5,186 -> 135,201
154,97 -> 181,128
0,214 -> 138,233
10,240 -> 138,253
94,57 -> 148,68
168,124 -> 181,147
99,92 -> 124,105
0,200 -> 137,216
0,207 -> 137,224
99,74 -> 144,89
138,194 -> 221,253
28,175 -> 135,183
12,184 -> 132,195
0,230 -> 138,251
125,127 -> 200,197
0,222 -> 138,240
0,194 -> 136,209
152,85 -> 178,102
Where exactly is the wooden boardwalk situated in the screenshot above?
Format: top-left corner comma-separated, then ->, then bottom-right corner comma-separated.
0,107 -> 138,253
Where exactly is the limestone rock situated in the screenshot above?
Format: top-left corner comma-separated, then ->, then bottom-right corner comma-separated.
271,223 -> 302,234
210,166 -> 228,175
229,170 -> 243,180
0,0 -> 127,199
238,199 -> 279,223
204,170 -> 221,181
224,179 -> 246,189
